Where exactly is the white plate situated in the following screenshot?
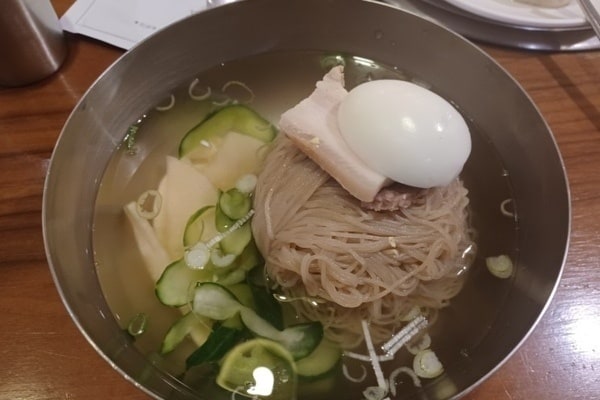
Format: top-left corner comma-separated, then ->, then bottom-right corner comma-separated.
443,0 -> 587,28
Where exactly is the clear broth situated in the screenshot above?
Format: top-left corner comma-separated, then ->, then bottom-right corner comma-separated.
93,50 -> 518,399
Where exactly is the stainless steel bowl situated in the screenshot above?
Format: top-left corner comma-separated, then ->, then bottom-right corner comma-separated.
42,0 -> 570,399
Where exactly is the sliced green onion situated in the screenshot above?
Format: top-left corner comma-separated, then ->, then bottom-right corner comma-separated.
155,94 -> 175,111
210,247 -> 236,268
127,312 -> 148,337
406,333 -> 432,355
185,242 -> 211,269
500,198 -> 515,219
212,97 -> 232,107
485,254 -> 513,279
413,349 -> 443,379
221,80 -> 254,104
188,78 -> 212,101
389,366 -> 422,395
235,174 -> 258,194
363,386 -> 386,400
184,209 -> 255,270
136,190 -> 162,220
341,363 -> 367,383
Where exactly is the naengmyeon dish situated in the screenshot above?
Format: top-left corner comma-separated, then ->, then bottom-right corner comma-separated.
43,1 -> 569,400
92,51 -> 520,400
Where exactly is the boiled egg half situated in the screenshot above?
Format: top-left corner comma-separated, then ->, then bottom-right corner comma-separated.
337,80 -> 471,188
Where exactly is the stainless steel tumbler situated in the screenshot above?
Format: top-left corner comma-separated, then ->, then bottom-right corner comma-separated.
0,0 -> 67,87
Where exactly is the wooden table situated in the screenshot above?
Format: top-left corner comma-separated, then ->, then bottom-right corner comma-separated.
1,1 -> 599,399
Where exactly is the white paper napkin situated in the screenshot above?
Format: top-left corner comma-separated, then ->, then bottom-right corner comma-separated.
60,0 -> 209,50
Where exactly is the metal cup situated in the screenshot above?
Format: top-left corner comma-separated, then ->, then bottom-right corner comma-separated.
0,0 -> 67,87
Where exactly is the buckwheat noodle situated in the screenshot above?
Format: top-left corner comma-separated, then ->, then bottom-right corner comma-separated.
252,135 -> 475,348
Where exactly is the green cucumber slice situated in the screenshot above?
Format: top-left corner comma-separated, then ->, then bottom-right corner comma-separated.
233,240 -> 261,273
183,205 -> 215,247
239,309 -> 322,360
219,188 -> 251,220
160,311 -> 211,354
215,202 -> 233,232
273,322 -> 323,361
219,222 -> 252,256
192,282 -> 243,320
296,338 -> 341,379
185,325 -> 244,368
192,282 -> 322,360
214,268 -> 247,287
249,283 -> 284,331
220,283 -> 255,329
227,283 -> 255,309
178,105 -> 276,158
155,259 -> 211,306
216,338 -> 297,400
213,200 -> 253,256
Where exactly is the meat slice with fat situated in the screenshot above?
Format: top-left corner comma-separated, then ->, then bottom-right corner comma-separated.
361,183 -> 426,212
279,66 -> 390,202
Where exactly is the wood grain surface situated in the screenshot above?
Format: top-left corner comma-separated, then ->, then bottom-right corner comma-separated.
1,1 -> 599,399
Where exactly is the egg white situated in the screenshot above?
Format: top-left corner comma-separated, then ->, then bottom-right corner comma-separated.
337,80 -> 471,188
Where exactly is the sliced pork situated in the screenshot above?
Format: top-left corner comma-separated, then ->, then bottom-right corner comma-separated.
279,66 -> 390,202
361,183 -> 426,212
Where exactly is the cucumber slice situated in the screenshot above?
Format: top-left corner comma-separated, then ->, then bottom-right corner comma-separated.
190,243 -> 260,288
219,188 -> 251,220
192,282 -> 244,321
155,259 -> 211,306
212,200 -> 253,256
185,325 -> 244,368
219,222 -> 252,256
227,283 -> 255,309
249,278 -> 284,330
179,105 -> 276,158
160,311 -> 211,354
273,323 -> 322,361
215,202 -> 233,232
239,309 -> 322,360
192,282 -> 322,360
220,283 -> 255,329
296,338 -> 341,379
214,267 -> 247,287
216,338 -> 297,400
237,241 -> 262,273
183,205 -> 215,247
